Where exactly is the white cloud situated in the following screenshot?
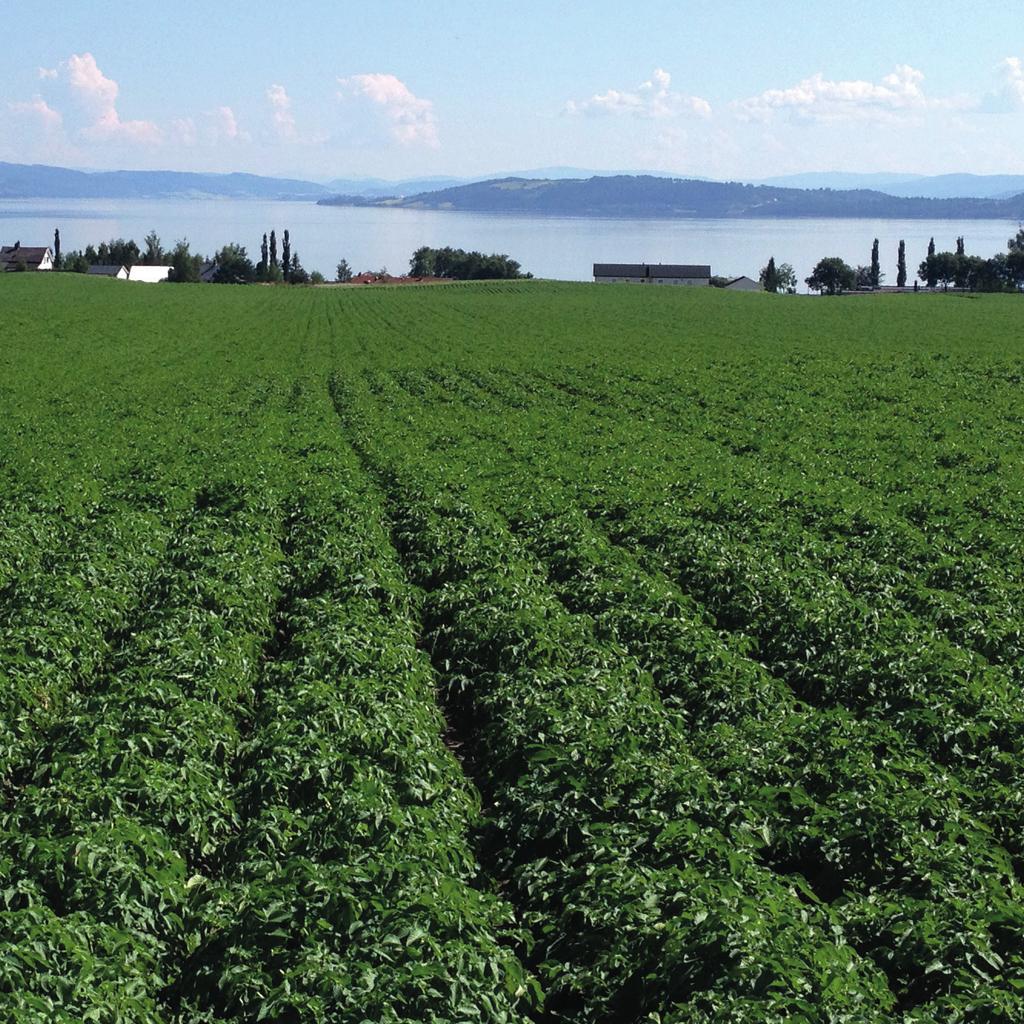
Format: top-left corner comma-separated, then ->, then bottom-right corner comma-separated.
12,52 -> 258,164
61,52 -> 161,144
172,106 -> 248,147
735,65 -> 963,123
81,108 -> 162,145
337,73 -> 439,147
566,69 -> 712,120
171,116 -> 198,146
9,95 -> 62,132
207,105 -> 248,142
66,52 -> 119,116
267,84 -> 296,140
985,56 -> 1024,111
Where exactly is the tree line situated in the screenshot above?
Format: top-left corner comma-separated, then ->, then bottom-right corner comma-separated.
49,229 -> 532,285
57,230 -> 167,274
52,227 -> 324,285
409,246 -> 531,280
797,231 -> 1024,295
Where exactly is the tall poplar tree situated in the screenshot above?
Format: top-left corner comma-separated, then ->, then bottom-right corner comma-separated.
282,229 -> 291,281
897,240 -> 907,288
926,238 -> 937,287
870,238 -> 880,289
270,230 -> 278,268
53,227 -> 61,270
953,237 -> 969,289
260,233 -> 269,276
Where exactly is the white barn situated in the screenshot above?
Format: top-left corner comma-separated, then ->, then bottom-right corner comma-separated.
127,265 -> 172,283
594,263 -> 711,286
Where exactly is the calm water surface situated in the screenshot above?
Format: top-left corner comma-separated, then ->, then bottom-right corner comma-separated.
1,197 -> 1019,288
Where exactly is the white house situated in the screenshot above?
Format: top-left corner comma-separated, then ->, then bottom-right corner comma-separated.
127,265 -> 172,283
87,264 -> 129,280
1,243 -> 54,272
594,263 -> 711,286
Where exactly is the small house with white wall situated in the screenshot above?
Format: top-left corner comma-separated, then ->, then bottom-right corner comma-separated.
87,264 -> 129,280
723,275 -> 761,291
1,243 -> 54,272
127,265 -> 172,283
594,263 -> 711,286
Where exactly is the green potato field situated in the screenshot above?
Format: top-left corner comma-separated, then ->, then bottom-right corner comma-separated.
2,273 -> 1024,1022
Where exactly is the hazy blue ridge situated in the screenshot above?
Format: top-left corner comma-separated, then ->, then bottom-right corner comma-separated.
317,174 -> 1024,220
755,171 -> 1024,200
323,167 -> 691,197
0,163 -> 329,200
7,161 -> 1024,207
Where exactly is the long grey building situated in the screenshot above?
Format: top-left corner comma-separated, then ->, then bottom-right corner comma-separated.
593,263 -> 711,286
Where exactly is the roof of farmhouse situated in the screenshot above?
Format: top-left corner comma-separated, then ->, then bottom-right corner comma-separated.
1,244 -> 52,268
593,263 -> 711,278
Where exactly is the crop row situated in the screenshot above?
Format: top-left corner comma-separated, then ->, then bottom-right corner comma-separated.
375,365 -> 1024,863
333,372 -> 903,1022
354,365 -> 1024,1017
1,358 -> 548,1023
506,499 -> 1024,1018
426,362 -> 1024,676
168,401 -> 535,1023
515,362 -> 1024,658
0,484 -> 285,1022
0,505 -> 175,791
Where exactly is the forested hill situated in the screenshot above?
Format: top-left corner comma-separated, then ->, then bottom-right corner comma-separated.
318,174 -> 1024,219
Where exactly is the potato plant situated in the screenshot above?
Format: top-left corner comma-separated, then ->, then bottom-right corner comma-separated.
3,273 -> 1024,1021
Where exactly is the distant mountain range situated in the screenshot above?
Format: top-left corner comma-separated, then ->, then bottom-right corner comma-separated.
3,161 -> 1024,210
0,162 -> 668,201
319,175 -> 1024,220
326,169 -> 1024,201
0,163 -> 329,200
328,169 -> 1024,201
322,167 -> 688,197
753,172 -> 1024,200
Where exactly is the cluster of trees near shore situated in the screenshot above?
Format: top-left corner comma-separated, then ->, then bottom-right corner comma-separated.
56,230 -> 165,274
49,228 -> 532,284
409,246 -> 531,280
55,228 -> 322,285
793,230 -> 1024,295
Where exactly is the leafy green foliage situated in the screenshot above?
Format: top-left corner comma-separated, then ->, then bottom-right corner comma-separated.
759,257 -> 796,293
806,256 -> 856,294
85,238 -> 141,267
211,244 -> 255,285
167,239 -> 203,283
409,246 -> 530,279
3,274 -> 1024,1020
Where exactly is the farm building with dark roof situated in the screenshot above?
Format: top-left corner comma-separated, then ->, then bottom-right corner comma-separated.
1,242 -> 54,272
593,263 -> 710,285
87,264 -> 129,279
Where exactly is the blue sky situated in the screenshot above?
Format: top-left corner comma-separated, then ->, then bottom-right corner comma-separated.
4,1 -> 1023,180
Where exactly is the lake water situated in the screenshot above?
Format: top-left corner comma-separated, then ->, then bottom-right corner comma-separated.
1,197 -> 1019,288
